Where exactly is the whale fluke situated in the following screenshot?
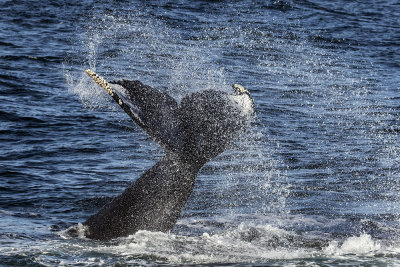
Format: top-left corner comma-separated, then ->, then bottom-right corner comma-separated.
109,79 -> 183,153
83,69 -> 254,240
85,70 -> 182,152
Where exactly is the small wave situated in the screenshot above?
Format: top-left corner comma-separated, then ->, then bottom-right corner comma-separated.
0,41 -> 20,48
324,234 -> 382,256
0,54 -> 62,64
0,209 -> 42,219
0,110 -> 45,123
59,223 -> 89,240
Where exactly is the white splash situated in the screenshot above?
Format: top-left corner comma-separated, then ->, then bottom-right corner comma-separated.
324,234 -> 382,256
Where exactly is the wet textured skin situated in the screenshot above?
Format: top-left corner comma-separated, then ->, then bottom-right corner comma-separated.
85,157 -> 201,240
84,72 -> 253,240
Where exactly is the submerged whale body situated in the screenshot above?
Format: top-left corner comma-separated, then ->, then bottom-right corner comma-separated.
84,70 -> 254,240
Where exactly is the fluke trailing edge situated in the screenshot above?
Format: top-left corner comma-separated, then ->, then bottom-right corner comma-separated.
83,69 -> 254,240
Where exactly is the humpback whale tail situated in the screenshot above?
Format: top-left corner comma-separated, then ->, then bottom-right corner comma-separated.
83,69 -> 254,240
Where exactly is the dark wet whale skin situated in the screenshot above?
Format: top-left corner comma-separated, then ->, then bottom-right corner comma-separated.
84,80 -> 253,240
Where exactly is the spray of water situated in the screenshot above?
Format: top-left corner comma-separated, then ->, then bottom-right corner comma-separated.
64,9 -> 289,223
59,5 -> 400,264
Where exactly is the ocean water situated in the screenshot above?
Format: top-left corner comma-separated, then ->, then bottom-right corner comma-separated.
1,0 -> 400,265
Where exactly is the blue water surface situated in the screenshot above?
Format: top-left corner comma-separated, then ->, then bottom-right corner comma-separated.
1,0 -> 400,265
